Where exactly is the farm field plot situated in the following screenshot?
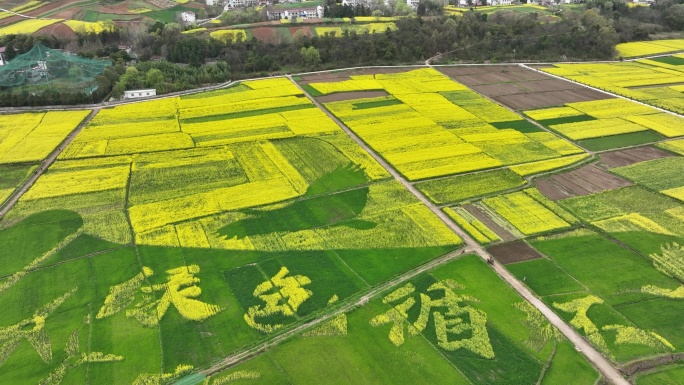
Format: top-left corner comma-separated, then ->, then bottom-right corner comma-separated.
524,98 -> 684,149
416,154 -> 591,205
313,22 -> 396,37
216,254 -> 599,385
0,110 -> 89,164
0,17 -> 62,35
616,39 -> 684,58
0,163 -> 37,205
539,60 -> 684,114
437,65 -> 610,110
0,77 -> 468,384
596,145 -> 673,169
636,364 -> 684,385
443,186 -> 578,243
416,169 -> 525,205
508,228 -> 684,364
304,68 -> 585,180
534,163 -> 633,201
558,185 -> 684,251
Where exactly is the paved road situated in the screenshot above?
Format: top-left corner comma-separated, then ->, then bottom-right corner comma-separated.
0,108 -> 100,219
289,75 -> 630,385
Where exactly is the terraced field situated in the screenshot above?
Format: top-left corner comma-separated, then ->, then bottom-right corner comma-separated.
2,63 -> 684,385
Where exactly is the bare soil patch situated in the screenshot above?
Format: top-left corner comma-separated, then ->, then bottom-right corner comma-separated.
52,8 -> 80,19
536,164 -> 632,200
289,26 -> 312,38
251,27 -> 277,44
470,83 -> 528,97
439,65 -> 547,85
487,240 -> 543,264
316,90 -> 389,103
437,65 -> 609,110
494,89 -> 610,110
35,22 -> 76,39
597,146 -> 674,169
519,79 -> 583,93
463,203 -> 516,242
0,0 -> 68,26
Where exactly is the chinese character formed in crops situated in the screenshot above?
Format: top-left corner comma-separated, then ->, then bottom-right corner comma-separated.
244,266 -> 312,333
40,330 -> 123,385
0,288 -> 77,365
553,295 -> 674,358
97,265 -> 221,327
370,280 -> 494,359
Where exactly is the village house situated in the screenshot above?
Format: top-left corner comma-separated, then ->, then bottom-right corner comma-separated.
181,11 -> 196,23
266,6 -> 324,20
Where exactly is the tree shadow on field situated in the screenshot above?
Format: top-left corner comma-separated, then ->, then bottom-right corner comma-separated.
217,164 -> 376,239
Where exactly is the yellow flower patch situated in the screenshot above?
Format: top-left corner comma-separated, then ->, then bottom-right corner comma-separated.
482,192 -> 570,235
0,110 -> 90,164
510,154 -> 589,176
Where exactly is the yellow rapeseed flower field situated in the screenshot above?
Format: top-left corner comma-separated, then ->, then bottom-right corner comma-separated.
0,110 -> 90,164
482,192 -> 570,235
0,18 -> 62,35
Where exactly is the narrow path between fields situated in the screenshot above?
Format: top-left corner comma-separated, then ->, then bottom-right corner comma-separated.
289,75 -> 631,385
0,107 -> 100,219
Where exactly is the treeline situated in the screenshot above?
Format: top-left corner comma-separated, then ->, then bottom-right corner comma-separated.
2,0 -> 684,106
164,11 -> 620,77
578,0 -> 684,42
110,61 -> 230,98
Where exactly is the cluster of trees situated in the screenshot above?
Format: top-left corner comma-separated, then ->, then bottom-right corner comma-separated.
162,9 -> 620,75
2,0 -> 684,106
323,3 -> 375,18
584,0 -> 684,41
110,61 -> 230,98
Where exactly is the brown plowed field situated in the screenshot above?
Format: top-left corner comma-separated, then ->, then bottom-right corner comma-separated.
535,164 -> 632,201
436,65 -> 610,110
251,27 -> 277,44
0,0 -> 66,26
597,146 -> 673,169
438,65 -> 547,84
317,90 -> 389,103
289,26 -> 312,38
35,22 -> 76,39
494,89 -> 609,110
487,240 -> 543,264
463,203 -> 516,242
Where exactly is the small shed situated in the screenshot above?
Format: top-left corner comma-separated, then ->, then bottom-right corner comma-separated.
123,89 -> 157,99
